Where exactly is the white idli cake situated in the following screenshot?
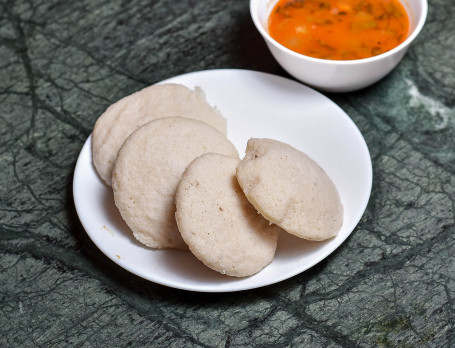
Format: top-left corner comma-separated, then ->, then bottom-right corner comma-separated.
175,153 -> 280,277
236,138 -> 343,241
92,83 -> 227,185
112,117 -> 238,250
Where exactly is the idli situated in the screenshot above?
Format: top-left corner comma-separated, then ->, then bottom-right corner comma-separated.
112,117 -> 237,250
93,83 -> 226,185
175,153 -> 280,276
236,138 -> 343,241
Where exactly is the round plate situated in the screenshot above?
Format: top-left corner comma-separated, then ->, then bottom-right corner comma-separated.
73,69 -> 372,292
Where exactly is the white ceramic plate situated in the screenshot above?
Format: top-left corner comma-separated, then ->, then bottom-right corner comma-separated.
73,69 -> 372,292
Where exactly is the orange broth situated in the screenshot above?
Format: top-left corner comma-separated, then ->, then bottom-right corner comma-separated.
268,0 -> 410,60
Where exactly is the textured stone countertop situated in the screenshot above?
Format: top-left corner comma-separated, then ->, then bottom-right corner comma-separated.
1,0 -> 454,346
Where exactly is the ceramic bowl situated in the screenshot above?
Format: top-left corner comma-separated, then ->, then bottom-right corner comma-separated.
250,0 -> 428,92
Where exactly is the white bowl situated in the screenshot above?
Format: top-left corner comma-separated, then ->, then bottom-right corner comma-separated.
250,0 -> 427,92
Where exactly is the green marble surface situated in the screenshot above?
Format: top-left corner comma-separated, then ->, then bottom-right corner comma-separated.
1,0 -> 454,346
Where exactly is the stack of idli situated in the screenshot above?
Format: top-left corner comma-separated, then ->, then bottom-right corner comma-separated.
91,83 -> 343,277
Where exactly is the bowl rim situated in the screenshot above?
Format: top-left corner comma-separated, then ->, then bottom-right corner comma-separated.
250,0 -> 428,66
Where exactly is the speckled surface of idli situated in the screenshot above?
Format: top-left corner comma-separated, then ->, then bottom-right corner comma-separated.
236,138 -> 343,241
175,153 -> 280,277
112,117 -> 238,250
92,83 -> 227,185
